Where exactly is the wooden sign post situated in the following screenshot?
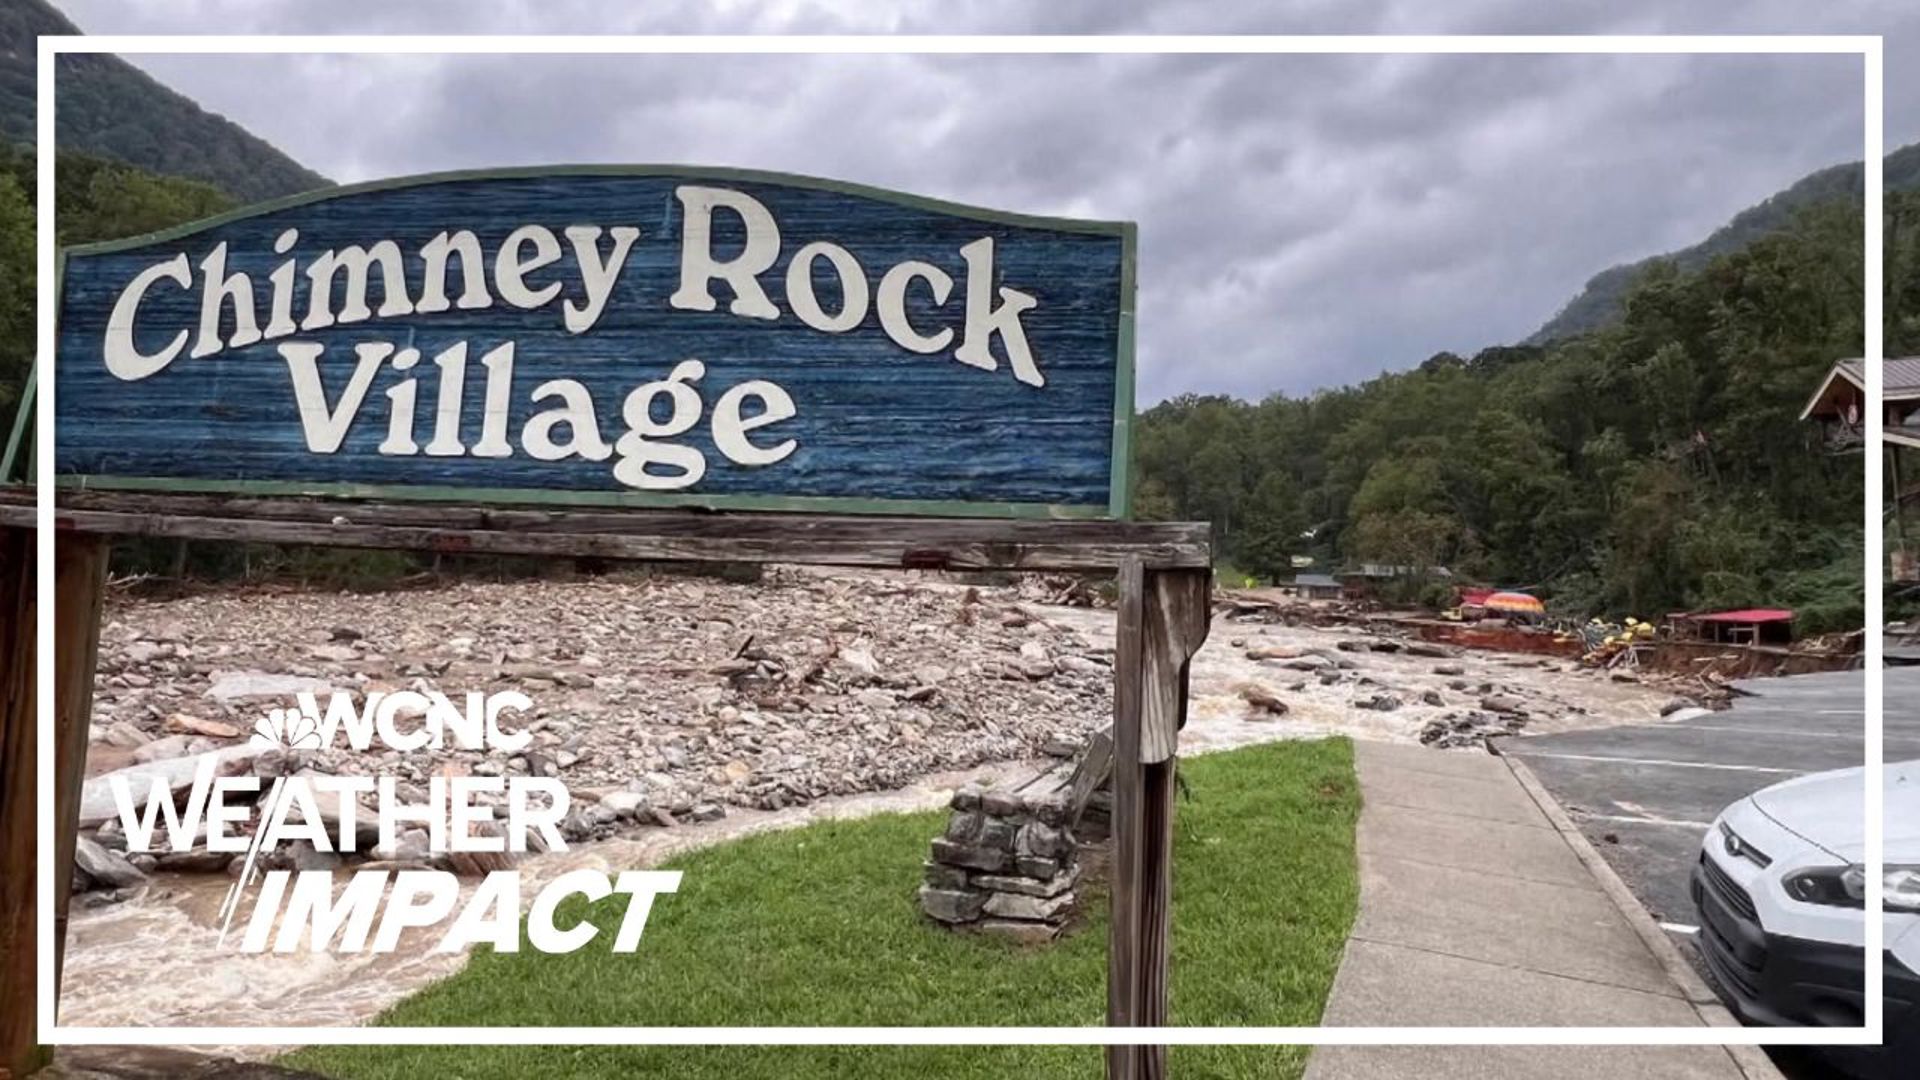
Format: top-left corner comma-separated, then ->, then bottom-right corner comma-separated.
0,166 -> 1210,1078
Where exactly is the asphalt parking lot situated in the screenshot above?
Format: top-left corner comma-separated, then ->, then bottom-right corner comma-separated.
1501,668 -> 1920,937
1499,668 -> 1920,1079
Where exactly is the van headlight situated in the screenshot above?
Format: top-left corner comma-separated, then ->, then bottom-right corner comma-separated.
1783,865 -> 1920,910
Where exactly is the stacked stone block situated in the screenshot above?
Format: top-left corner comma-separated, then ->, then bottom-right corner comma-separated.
919,781 -> 1080,944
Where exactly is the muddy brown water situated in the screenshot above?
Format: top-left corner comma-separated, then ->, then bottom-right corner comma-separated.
57,603 -> 1675,1054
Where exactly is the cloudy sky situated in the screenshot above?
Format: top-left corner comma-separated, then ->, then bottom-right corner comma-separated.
51,1 -> 1919,402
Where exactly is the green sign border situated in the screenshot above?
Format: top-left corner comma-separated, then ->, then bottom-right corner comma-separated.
38,164 -> 1138,520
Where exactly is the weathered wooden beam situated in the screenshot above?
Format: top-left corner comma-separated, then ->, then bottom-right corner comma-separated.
1140,569 -> 1211,764
30,499 -> 1209,572
1107,558 -> 1158,1080
50,491 -> 1197,539
0,526 -> 40,1078
1065,727 -> 1114,826
51,535 -> 108,1019
1107,565 -> 1206,1080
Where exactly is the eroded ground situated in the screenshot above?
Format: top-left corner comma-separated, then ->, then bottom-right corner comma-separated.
59,569 -> 1682,1046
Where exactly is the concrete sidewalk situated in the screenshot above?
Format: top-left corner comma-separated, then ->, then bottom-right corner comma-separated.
1305,741 -> 1776,1080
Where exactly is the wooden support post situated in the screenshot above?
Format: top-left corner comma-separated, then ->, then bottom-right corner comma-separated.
51,535 -> 108,1020
1107,562 -> 1210,1080
0,526 -> 39,1079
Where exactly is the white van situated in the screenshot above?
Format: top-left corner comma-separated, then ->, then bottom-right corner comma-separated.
1692,761 -> 1919,1077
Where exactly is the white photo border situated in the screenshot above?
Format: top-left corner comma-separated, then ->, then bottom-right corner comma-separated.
35,32 -> 1887,1048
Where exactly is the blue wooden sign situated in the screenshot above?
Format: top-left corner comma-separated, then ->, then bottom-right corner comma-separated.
53,167 -> 1135,518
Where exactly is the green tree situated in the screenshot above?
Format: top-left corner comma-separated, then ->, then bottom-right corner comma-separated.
1234,471 -> 1309,582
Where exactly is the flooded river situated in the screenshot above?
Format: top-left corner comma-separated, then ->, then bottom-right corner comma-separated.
57,603 -> 1674,1054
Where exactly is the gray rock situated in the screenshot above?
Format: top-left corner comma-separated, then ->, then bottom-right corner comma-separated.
156,848 -> 233,874
374,828 -> 432,862
930,838 -> 1009,872
924,861 -> 971,890
286,840 -> 343,872
973,866 -> 1079,898
976,918 -> 1060,945
74,836 -> 146,889
103,722 -> 151,748
1020,658 -> 1058,680
1481,693 -> 1526,714
1016,856 -> 1062,879
977,815 -> 1019,851
204,670 -> 337,703
123,640 -> 174,664
853,688 -> 895,710
599,791 -> 647,818
1015,821 -> 1071,861
1055,655 -> 1107,676
919,886 -> 986,923
130,734 -> 194,765
945,810 -> 986,844
983,890 -> 1076,921
1432,663 -> 1466,676
837,646 -> 881,678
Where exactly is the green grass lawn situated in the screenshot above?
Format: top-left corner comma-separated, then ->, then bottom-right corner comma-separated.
286,738 -> 1359,1080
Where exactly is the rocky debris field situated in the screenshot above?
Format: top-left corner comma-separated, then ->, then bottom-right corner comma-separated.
73,569 -> 1115,895
1233,635 -> 1670,750
1041,599 -> 1695,754
1209,619 -> 1704,751
69,570 -> 1701,898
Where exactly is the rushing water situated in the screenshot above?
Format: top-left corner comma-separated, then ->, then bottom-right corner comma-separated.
57,604 -> 1667,1056
55,758 -> 1045,1056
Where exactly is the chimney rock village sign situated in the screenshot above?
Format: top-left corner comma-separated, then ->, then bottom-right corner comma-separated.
4,167 -> 1208,1080
52,167 -> 1134,518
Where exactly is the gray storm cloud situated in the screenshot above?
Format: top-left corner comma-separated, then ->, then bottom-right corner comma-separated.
49,0 -> 1912,401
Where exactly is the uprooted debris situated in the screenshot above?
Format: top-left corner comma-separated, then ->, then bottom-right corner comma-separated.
77,570 -> 1119,891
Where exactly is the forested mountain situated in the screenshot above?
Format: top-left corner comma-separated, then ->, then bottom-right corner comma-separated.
1138,198 -> 1878,632
0,5 -> 1886,617
1527,143 -> 1920,345
0,147 -> 235,426
0,0 -> 327,202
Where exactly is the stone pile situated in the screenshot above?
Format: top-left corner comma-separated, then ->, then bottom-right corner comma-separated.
919,779 -> 1082,945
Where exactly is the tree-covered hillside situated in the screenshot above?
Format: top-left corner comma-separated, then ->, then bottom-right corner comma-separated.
1527,143 -> 1920,345
0,146 -> 235,430
0,0 -> 328,202
1137,199 -> 1872,633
